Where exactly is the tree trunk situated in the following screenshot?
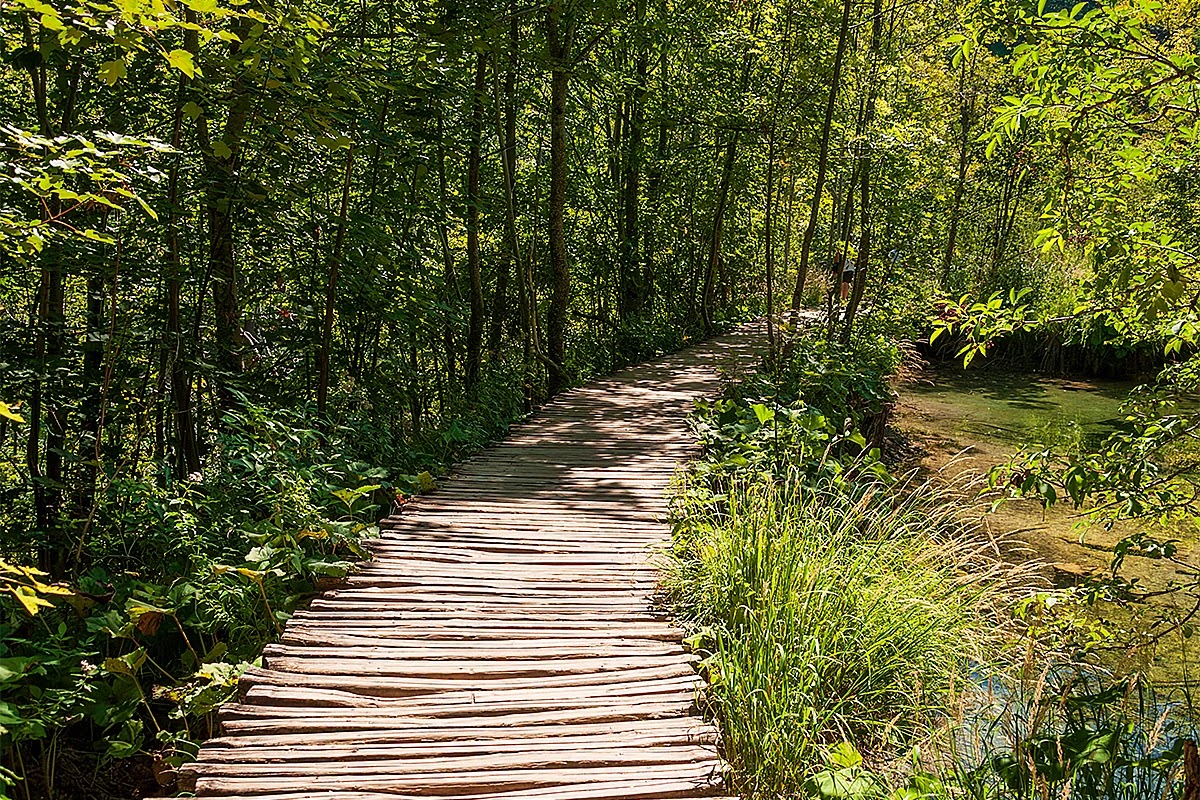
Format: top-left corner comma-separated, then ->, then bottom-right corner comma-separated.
701,19 -> 757,331
780,169 -> 797,358
317,143 -> 355,417
619,0 -> 648,320
77,264 -> 104,521
545,2 -> 572,396
435,108 -> 459,389
165,81 -> 201,478
466,51 -> 487,393
196,74 -> 250,402
30,257 -> 66,574
701,133 -> 738,331
495,14 -> 532,407
765,134 -> 777,355
789,0 -> 853,320
20,36 -> 67,574
764,7 -> 796,359
841,0 -> 884,343
942,58 -> 974,287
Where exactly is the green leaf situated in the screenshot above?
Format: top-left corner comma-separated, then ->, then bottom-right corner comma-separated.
0,402 -> 24,423
212,141 -> 233,159
750,403 -> 775,425
807,767 -> 877,799
102,648 -> 147,677
99,59 -> 127,86
829,741 -> 864,769
165,49 -> 196,78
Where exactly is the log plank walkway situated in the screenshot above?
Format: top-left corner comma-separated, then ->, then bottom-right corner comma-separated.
182,327 -> 757,800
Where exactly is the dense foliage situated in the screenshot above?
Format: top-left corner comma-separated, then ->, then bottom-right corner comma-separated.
671,336 -> 1200,799
668,335 -> 1009,796
1,0 -> 1198,794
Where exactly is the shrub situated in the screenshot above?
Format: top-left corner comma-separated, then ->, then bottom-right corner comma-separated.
667,476 -> 1013,797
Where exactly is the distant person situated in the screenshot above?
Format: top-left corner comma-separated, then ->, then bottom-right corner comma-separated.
841,257 -> 855,301
829,251 -> 844,301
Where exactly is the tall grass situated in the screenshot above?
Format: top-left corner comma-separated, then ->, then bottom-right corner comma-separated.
940,666 -> 1200,800
666,473 -> 1018,797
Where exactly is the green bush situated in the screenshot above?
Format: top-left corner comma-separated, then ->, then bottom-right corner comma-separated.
691,333 -> 899,488
0,401 -> 393,796
667,476 -> 1010,797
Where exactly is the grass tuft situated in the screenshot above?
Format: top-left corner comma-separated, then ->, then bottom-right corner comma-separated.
667,474 -> 1019,796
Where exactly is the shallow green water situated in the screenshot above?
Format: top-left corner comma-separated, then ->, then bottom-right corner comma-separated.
905,367 -> 1134,452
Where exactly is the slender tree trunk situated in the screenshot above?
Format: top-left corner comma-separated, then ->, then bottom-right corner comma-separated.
42,260 -> 65,573
644,124 -> 668,316
942,58 -> 974,287
765,133 -> 777,355
838,163 -> 857,255
764,7 -> 795,358
641,33 -> 670,316
495,14 -> 532,407
21,32 -> 67,573
545,2 -> 572,396
435,108 -> 459,389
408,337 -> 422,435
840,168 -> 872,342
619,0 -> 648,320
165,82 -> 201,478
781,169 -> 797,339
195,38 -> 251,399
488,52 -> 511,363
701,134 -> 738,331
466,52 -> 487,393
77,263 -> 104,520
990,156 -> 1026,279
701,21 -> 757,331
789,0 -> 853,321
488,254 -> 509,357
841,0 -> 884,343
317,143 -> 355,417
24,43 -> 50,556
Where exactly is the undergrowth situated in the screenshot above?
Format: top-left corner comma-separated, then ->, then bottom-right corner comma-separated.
667,332 -> 1200,799
0,316 -> 725,799
0,377 -> 526,798
668,475 -> 1011,795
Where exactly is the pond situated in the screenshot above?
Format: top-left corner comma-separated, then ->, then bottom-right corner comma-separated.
901,367 -> 1133,453
894,364 -> 1199,682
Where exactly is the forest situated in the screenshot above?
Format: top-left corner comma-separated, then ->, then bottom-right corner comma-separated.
1,0 -> 1199,795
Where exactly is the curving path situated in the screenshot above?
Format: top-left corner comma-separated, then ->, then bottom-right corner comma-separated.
181,326 -> 758,800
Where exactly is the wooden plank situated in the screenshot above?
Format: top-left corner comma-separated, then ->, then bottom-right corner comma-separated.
281,625 -> 684,642
190,746 -> 718,777
241,677 -> 701,708
192,731 -> 713,762
220,695 -> 700,724
272,636 -> 685,656
195,761 -> 722,795
260,655 -> 697,679
216,702 -> 706,734
239,661 -> 698,696
262,641 -> 685,659
196,781 -> 736,800
201,717 -> 717,749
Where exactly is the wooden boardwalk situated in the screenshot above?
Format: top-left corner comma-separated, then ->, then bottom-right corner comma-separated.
182,328 -> 756,800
